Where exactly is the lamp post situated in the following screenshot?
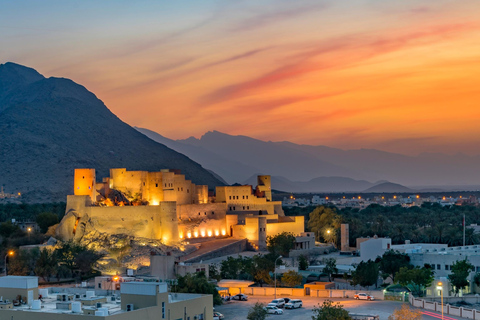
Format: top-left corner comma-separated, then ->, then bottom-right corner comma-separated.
437,282 -> 444,320
4,251 -> 14,276
274,255 -> 283,299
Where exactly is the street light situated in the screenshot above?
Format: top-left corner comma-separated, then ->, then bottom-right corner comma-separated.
274,255 -> 283,299
4,250 -> 14,276
437,282 -> 444,320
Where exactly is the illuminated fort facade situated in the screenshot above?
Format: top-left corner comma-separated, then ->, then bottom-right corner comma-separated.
56,168 -> 304,249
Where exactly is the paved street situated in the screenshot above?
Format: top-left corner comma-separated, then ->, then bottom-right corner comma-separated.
215,296 -> 465,320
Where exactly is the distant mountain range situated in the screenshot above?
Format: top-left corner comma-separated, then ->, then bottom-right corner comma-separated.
137,128 -> 480,191
0,62 -> 224,202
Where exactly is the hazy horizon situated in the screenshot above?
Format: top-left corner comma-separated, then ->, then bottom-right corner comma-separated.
2,1 -> 480,156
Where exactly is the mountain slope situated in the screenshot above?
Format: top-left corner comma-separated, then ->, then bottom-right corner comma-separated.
177,130 -> 364,183
0,62 -> 224,202
135,127 -> 258,184
172,130 -> 480,187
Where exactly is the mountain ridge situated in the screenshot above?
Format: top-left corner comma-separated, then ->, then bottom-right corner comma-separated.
138,127 -> 480,189
0,63 -> 224,202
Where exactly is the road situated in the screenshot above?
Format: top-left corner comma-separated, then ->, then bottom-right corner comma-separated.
214,296 -> 466,320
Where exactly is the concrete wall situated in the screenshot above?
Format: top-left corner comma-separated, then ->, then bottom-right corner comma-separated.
225,286 -> 384,300
185,239 -> 247,263
177,203 -> 227,240
266,216 -> 304,238
0,287 -> 38,304
359,238 -> 391,262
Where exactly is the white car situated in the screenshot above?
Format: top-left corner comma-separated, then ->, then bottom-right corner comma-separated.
264,305 -> 284,314
231,293 -> 248,301
354,293 -> 374,301
285,299 -> 302,309
269,298 -> 285,308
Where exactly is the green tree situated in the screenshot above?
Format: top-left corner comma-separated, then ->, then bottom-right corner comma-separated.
34,248 -> 57,281
307,206 -> 340,243
252,255 -> 274,286
377,250 -> 411,282
0,221 -> 20,238
298,255 -> 309,271
448,259 -> 474,295
267,232 -> 295,257
220,256 -> 242,279
175,271 -> 222,305
388,304 -> 422,320
8,248 -> 40,276
209,264 -> 221,281
322,258 -> 338,282
56,241 -> 101,277
395,266 -> 434,297
75,250 -> 103,277
474,272 -> 480,292
351,260 -> 379,288
281,270 -> 303,288
36,212 -> 59,233
247,302 -> 267,320
311,300 -> 351,320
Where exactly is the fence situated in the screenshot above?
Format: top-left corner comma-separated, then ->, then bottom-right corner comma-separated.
409,295 -> 480,319
225,287 -> 384,300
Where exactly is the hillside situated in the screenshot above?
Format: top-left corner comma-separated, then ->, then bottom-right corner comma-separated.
0,62 -> 224,202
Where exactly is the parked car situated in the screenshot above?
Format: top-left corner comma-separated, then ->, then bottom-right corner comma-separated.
354,293 -> 374,301
231,293 -> 248,301
213,311 -> 224,320
285,299 -> 303,309
270,298 -> 285,308
264,305 -> 284,315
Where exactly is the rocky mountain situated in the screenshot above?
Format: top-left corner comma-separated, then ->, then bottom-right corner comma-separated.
138,128 -> 480,190
0,62 -> 224,202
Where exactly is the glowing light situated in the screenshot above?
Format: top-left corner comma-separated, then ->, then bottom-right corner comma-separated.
393,196 -> 397,199
358,196 -> 361,199
207,230 -> 212,237
8,251 -> 14,256
179,233 -> 184,239
443,196 -> 446,200
194,231 -> 198,238
327,230 -> 331,234
187,232 -> 191,239
382,196 -> 384,200
201,230 -> 206,237
215,230 -> 219,236
163,237 -> 168,242
151,200 -> 159,206
221,229 -> 226,236
326,197 -> 329,200
416,195 -> 420,199
27,227 -> 32,232
113,276 -> 119,281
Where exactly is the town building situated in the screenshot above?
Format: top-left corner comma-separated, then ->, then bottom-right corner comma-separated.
0,276 -> 213,320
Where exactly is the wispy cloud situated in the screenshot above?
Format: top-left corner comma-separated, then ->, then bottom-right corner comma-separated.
201,22 -> 478,106
229,2 -> 329,32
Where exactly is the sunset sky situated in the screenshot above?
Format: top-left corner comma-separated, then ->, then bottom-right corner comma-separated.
2,0 -> 480,155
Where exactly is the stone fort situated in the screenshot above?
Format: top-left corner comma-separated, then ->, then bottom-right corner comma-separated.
56,168 -> 304,250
